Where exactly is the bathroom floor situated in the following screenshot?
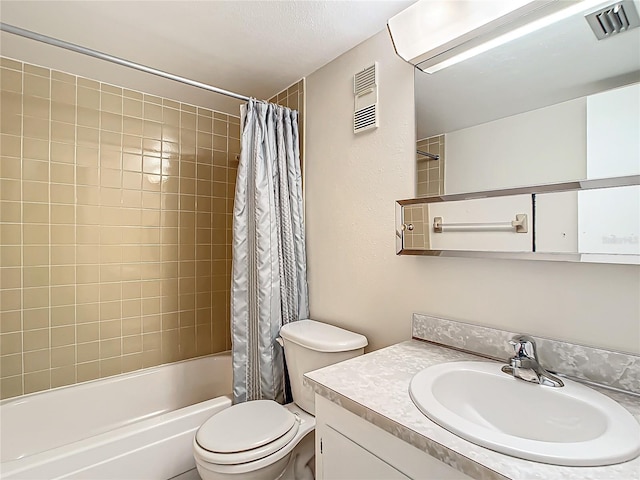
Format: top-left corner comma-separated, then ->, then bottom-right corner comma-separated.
170,468 -> 201,480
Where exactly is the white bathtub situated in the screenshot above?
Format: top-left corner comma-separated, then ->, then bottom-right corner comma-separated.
0,353 -> 232,480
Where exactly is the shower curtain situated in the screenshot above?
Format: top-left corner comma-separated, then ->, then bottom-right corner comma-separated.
231,99 -> 309,404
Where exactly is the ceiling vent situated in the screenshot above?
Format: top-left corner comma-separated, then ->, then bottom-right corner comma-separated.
353,63 -> 378,133
585,1 -> 640,40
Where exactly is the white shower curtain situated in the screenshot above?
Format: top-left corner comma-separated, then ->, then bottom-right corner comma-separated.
231,99 -> 309,404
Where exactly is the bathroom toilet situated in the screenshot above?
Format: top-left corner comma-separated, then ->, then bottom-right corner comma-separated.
193,319 -> 368,480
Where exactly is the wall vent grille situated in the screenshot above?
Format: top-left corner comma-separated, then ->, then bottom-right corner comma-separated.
353,63 -> 378,134
354,104 -> 378,133
586,1 -> 640,40
354,64 -> 377,95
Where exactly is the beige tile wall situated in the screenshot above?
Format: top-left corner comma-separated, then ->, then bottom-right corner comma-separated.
0,56 -> 239,399
403,204 -> 429,250
416,134 -> 445,197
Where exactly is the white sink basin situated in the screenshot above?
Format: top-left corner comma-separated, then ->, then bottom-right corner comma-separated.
409,361 -> 640,466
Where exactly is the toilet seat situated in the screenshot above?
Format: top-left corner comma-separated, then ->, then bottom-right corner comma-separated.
194,402 -> 317,478
195,400 -> 300,465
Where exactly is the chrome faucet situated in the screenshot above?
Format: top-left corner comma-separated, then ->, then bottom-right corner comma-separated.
502,334 -> 564,387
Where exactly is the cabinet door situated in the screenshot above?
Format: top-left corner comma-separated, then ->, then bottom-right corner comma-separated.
315,395 -> 473,480
321,425 -> 410,480
587,83 -> 640,179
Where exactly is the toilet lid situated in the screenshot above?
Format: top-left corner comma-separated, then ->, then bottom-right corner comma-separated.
196,400 -> 298,462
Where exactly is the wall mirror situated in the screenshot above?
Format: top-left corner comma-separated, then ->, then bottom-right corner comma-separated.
398,0 -> 640,264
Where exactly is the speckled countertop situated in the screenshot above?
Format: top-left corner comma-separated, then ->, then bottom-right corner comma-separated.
304,340 -> 640,480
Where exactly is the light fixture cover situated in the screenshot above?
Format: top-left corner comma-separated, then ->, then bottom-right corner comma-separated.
387,0 -> 580,72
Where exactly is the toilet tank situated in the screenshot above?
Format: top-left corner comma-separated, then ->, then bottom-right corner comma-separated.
279,320 -> 368,415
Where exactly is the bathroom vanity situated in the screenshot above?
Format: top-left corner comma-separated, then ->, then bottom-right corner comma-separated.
314,393 -> 471,479
315,394 -> 470,479
305,315 -> 640,480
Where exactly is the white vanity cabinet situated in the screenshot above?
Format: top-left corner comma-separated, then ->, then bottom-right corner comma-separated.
314,395 -> 472,480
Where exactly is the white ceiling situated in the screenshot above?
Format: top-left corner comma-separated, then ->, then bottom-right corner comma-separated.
0,0 -> 415,114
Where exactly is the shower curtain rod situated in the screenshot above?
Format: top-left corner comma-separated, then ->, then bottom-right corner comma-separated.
416,149 -> 440,160
0,22 -> 252,102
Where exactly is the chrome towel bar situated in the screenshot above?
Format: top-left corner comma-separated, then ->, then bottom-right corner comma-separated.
433,214 -> 528,233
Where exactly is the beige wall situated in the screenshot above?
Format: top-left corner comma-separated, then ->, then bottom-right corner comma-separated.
305,30 -> 640,354
0,57 -> 239,399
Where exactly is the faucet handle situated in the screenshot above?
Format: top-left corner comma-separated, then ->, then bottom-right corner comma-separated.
505,334 -> 564,387
509,334 -> 538,360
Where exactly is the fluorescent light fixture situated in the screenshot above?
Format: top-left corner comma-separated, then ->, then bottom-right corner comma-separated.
388,0 -> 609,74
422,0 -> 608,73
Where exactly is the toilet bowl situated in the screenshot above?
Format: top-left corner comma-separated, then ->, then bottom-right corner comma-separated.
193,401 -> 315,480
193,320 -> 368,480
